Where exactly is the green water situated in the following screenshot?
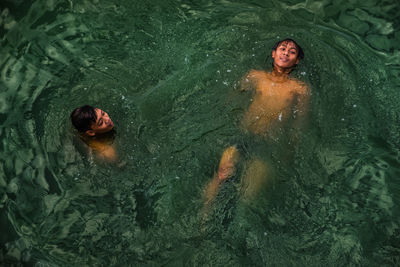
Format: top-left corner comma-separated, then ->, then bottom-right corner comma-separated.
1,0 -> 400,265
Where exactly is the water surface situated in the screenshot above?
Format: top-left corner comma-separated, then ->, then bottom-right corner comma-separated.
1,0 -> 400,265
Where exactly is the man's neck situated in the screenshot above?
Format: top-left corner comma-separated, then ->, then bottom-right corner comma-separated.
271,66 -> 293,82
80,130 -> 115,142
272,64 -> 293,76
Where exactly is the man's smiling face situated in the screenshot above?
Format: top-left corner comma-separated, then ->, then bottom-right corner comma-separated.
86,108 -> 114,136
272,41 -> 300,70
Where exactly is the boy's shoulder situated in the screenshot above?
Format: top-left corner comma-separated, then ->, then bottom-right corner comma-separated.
286,77 -> 308,94
248,69 -> 269,79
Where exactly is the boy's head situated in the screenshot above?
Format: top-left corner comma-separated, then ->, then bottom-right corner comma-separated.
70,105 -> 114,136
271,38 -> 304,70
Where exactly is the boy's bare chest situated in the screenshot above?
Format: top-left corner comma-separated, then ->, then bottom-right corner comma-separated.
256,79 -> 297,101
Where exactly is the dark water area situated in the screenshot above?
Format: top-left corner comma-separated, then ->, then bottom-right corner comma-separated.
1,0 -> 400,266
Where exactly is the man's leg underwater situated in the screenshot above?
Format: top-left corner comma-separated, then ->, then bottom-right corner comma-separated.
202,146 -> 239,213
240,158 -> 269,202
216,145 -> 240,181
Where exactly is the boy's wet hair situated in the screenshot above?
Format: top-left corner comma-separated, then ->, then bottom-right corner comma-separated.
272,38 -> 304,60
70,105 -> 97,133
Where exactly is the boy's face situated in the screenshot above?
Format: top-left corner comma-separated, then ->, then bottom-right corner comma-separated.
86,108 -> 114,136
272,41 -> 300,69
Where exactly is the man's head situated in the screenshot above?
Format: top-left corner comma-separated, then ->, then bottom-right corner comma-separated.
70,105 -> 114,136
271,38 -> 304,71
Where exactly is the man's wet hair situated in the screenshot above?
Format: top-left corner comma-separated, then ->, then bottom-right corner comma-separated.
70,105 -> 97,133
272,38 -> 304,60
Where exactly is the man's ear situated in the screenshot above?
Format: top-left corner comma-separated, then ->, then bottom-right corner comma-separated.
295,58 -> 299,65
85,130 -> 96,136
272,50 -> 276,58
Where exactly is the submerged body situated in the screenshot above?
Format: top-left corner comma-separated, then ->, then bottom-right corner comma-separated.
81,131 -> 117,162
203,39 -> 309,213
71,105 -> 117,162
241,70 -> 308,136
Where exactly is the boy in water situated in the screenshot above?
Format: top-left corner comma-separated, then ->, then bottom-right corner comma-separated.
203,38 -> 309,208
70,105 -> 117,162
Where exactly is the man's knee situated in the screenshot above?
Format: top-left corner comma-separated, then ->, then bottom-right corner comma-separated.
217,146 -> 240,181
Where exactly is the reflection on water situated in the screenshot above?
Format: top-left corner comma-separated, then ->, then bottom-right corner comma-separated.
1,0 -> 400,265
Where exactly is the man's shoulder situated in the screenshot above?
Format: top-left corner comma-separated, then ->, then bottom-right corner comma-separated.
248,69 -> 269,79
290,79 -> 309,95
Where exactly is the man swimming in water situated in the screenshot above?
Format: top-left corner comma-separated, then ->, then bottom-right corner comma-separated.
70,105 -> 117,162
203,38 -> 309,209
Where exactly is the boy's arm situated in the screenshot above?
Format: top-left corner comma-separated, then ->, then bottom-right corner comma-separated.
240,70 -> 260,91
295,84 -> 310,120
291,83 -> 310,140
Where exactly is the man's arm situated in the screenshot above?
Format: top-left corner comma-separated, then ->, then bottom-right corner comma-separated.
295,84 -> 310,120
291,83 -> 310,141
240,70 -> 262,91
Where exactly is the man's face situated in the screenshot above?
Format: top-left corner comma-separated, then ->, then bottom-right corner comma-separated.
86,108 -> 114,136
272,41 -> 300,69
